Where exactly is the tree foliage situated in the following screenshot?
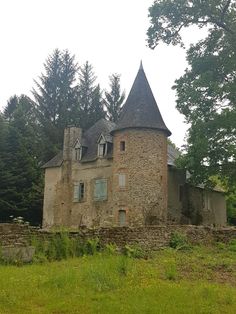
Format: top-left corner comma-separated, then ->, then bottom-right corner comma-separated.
77,61 -> 105,129
104,74 -> 125,122
147,0 -> 236,187
33,49 -> 78,161
1,49 -> 124,224
0,96 -> 43,224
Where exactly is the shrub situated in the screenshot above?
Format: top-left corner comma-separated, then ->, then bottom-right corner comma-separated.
85,238 -> 100,255
104,243 -> 118,255
123,244 -> 145,258
169,232 -> 190,250
229,239 -> 236,252
216,242 -> 226,251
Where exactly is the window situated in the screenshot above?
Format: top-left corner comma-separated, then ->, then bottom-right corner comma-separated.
73,182 -> 85,202
120,141 -> 125,151
94,179 -> 107,201
97,134 -> 107,157
98,143 -> 106,157
118,174 -> 126,188
119,209 -> 126,226
74,140 -> 82,160
75,147 -> 81,160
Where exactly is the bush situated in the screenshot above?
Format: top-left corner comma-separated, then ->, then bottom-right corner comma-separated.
123,244 -> 145,258
229,239 -> 236,252
84,238 -> 100,255
169,232 -> 190,250
104,243 -> 118,255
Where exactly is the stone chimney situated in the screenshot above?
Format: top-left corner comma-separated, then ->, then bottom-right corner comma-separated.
63,126 -> 82,161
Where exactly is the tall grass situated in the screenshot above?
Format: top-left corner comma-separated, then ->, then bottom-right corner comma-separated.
0,248 -> 235,313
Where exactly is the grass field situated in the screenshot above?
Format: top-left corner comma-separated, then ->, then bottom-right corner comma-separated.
0,244 -> 235,314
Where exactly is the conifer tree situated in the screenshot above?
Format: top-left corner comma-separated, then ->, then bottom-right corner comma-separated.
33,49 -> 78,161
3,95 -> 18,121
77,62 -> 105,129
104,74 -> 125,122
0,97 -> 43,224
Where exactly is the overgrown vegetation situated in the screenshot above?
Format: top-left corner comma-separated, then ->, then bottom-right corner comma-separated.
169,231 -> 191,251
147,0 -> 236,223
0,243 -> 235,313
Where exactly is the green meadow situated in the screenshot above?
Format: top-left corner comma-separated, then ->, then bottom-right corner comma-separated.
0,243 -> 236,314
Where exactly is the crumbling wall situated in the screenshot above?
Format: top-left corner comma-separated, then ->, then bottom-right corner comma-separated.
0,224 -> 235,251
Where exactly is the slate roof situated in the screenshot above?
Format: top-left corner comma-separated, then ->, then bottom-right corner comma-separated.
167,145 -> 180,166
81,119 -> 116,162
41,151 -> 63,169
42,63 -> 173,168
111,62 -> 171,136
42,138 -> 179,168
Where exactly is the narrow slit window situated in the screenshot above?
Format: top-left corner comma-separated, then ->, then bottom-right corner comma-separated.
120,141 -> 125,151
119,174 -> 126,188
119,209 -> 126,226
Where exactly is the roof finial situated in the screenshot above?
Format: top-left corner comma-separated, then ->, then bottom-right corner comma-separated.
139,60 -> 143,70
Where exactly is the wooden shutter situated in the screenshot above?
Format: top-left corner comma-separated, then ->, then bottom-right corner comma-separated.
94,179 -> 107,200
73,183 -> 80,202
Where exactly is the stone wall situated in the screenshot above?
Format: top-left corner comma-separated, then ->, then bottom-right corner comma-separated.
112,129 -> 168,226
0,224 -> 235,251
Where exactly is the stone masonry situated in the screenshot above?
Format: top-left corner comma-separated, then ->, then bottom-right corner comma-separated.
112,129 -> 168,225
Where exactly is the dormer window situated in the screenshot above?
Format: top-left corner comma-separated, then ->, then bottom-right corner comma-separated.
97,134 -> 107,157
98,143 -> 106,157
74,139 -> 82,161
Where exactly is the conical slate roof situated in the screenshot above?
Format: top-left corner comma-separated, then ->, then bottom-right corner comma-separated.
112,62 -> 171,136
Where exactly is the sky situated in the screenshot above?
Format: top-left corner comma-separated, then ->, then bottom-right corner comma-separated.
0,0 -> 205,148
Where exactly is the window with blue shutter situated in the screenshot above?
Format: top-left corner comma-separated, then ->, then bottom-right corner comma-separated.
94,179 -> 108,201
73,183 -> 80,202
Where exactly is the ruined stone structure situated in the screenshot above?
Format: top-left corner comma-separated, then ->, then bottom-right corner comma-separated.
42,63 -> 227,228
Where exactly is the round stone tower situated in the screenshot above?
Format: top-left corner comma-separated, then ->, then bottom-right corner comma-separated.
111,62 -> 171,226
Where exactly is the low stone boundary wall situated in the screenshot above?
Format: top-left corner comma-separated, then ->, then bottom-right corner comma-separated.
0,224 -> 236,251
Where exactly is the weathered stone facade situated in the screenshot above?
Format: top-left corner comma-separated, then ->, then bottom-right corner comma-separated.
167,167 -> 227,226
112,129 -> 168,225
42,63 -> 227,229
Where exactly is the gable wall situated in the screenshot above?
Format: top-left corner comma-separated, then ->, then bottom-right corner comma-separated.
42,167 -> 62,227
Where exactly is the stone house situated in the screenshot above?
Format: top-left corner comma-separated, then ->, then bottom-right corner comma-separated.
42,63 -> 227,228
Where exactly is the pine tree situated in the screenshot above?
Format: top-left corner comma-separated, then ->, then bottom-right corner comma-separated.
3,95 -> 18,121
77,62 -> 105,129
104,74 -> 125,122
0,97 -> 43,224
33,49 -> 78,161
